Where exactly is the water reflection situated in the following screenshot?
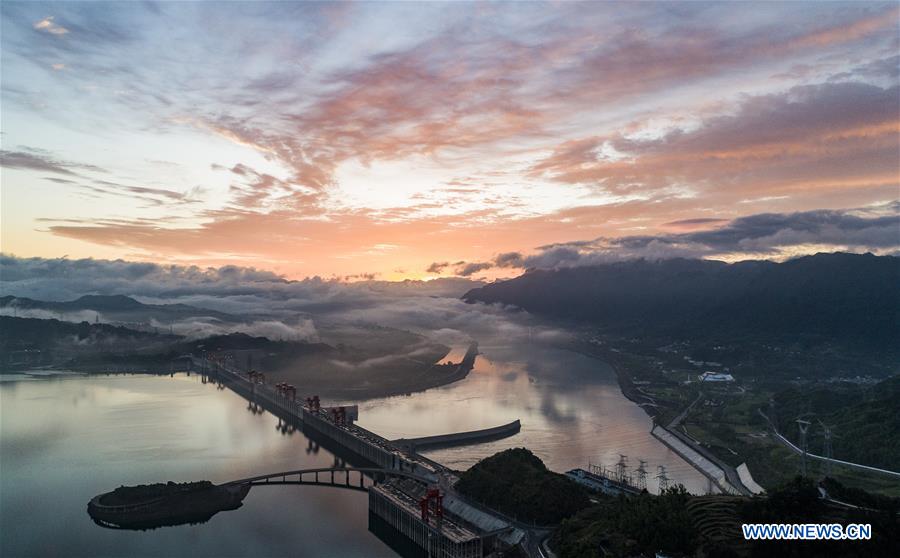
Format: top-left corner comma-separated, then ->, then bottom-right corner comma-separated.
1,340 -> 714,556
346,342 -> 711,494
0,373 -> 396,558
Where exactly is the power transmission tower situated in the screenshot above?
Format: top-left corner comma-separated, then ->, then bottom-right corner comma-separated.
656,465 -> 669,493
820,421 -> 834,477
768,398 -> 778,432
636,460 -> 648,491
796,419 -> 811,476
616,455 -> 629,484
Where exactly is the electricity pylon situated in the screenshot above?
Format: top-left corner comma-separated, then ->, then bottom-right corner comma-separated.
636,460 -> 648,491
819,420 -> 834,477
796,419 -> 812,476
656,465 -> 669,492
616,455 -> 629,484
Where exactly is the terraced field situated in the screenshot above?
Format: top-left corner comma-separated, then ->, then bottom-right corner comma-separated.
685,495 -> 747,553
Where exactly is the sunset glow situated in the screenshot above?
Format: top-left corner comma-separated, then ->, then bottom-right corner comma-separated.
1,2 -> 898,279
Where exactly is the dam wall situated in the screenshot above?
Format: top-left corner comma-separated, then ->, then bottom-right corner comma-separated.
369,485 -> 483,558
393,419 -> 521,451
195,358 -> 436,477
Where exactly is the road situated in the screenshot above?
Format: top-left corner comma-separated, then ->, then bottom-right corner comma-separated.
657,389 -> 753,496
759,409 -> 900,479
668,390 -> 703,429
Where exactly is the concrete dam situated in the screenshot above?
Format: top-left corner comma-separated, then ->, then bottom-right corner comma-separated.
179,346 -> 530,557
392,420 -> 522,451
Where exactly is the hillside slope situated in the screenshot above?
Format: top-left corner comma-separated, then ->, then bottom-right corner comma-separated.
0,294 -> 237,323
463,253 -> 900,350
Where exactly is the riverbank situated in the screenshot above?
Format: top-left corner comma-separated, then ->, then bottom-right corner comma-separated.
1,343 -> 478,401
569,341 -> 753,495
566,343 -> 660,419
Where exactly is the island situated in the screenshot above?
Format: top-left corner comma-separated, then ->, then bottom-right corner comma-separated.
87,481 -> 250,530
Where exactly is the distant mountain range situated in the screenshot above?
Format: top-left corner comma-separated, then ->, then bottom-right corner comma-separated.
463,253 -> 900,350
0,315 -> 178,347
0,294 -> 236,323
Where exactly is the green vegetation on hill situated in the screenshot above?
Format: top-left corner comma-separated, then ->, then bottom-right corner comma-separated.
774,376 -> 900,470
454,448 -> 589,525
1,316 -> 181,370
552,486 -> 698,558
0,315 -> 458,399
465,253 -> 900,358
552,477 -> 899,558
0,294 -> 237,322
820,477 -> 900,512
0,315 -> 173,348
739,477 -> 899,558
573,331 -> 897,496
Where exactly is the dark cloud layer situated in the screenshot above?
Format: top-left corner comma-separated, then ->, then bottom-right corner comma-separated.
0,255 -> 482,313
428,203 -> 900,275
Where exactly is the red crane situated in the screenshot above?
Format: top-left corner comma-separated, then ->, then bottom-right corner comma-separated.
330,406 -> 347,426
305,395 -> 321,411
419,487 -> 443,526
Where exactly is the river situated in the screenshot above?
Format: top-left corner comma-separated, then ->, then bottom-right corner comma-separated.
346,342 -> 709,493
1,343 -> 709,557
0,372 -> 395,557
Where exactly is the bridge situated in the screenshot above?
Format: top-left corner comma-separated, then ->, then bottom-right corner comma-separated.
186,348 -> 535,557
224,466 -> 434,492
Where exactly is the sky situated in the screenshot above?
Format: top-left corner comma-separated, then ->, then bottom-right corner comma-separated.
1,1 -> 898,281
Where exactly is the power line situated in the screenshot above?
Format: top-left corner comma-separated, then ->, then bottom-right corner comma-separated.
796,419 -> 811,477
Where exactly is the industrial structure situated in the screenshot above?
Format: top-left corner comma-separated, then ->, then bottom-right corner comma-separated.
186,344 -> 529,558
566,456 -> 645,496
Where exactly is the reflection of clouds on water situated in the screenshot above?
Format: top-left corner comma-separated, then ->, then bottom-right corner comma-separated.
0,373 -> 392,557
538,390 -> 578,425
352,343 -> 711,494
0,422 -> 71,461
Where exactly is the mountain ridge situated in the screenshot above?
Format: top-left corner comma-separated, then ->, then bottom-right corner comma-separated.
0,294 -> 236,322
463,252 -> 900,350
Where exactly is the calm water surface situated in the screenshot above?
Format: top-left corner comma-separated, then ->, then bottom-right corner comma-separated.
1,342 -> 709,557
0,373 -> 396,558
348,342 -> 710,494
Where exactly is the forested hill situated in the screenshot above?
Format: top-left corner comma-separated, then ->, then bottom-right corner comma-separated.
463,253 -> 900,350
773,375 -> 900,470
0,294 -> 236,322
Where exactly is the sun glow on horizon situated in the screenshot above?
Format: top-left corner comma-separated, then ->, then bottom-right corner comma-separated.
1,2 -> 897,279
